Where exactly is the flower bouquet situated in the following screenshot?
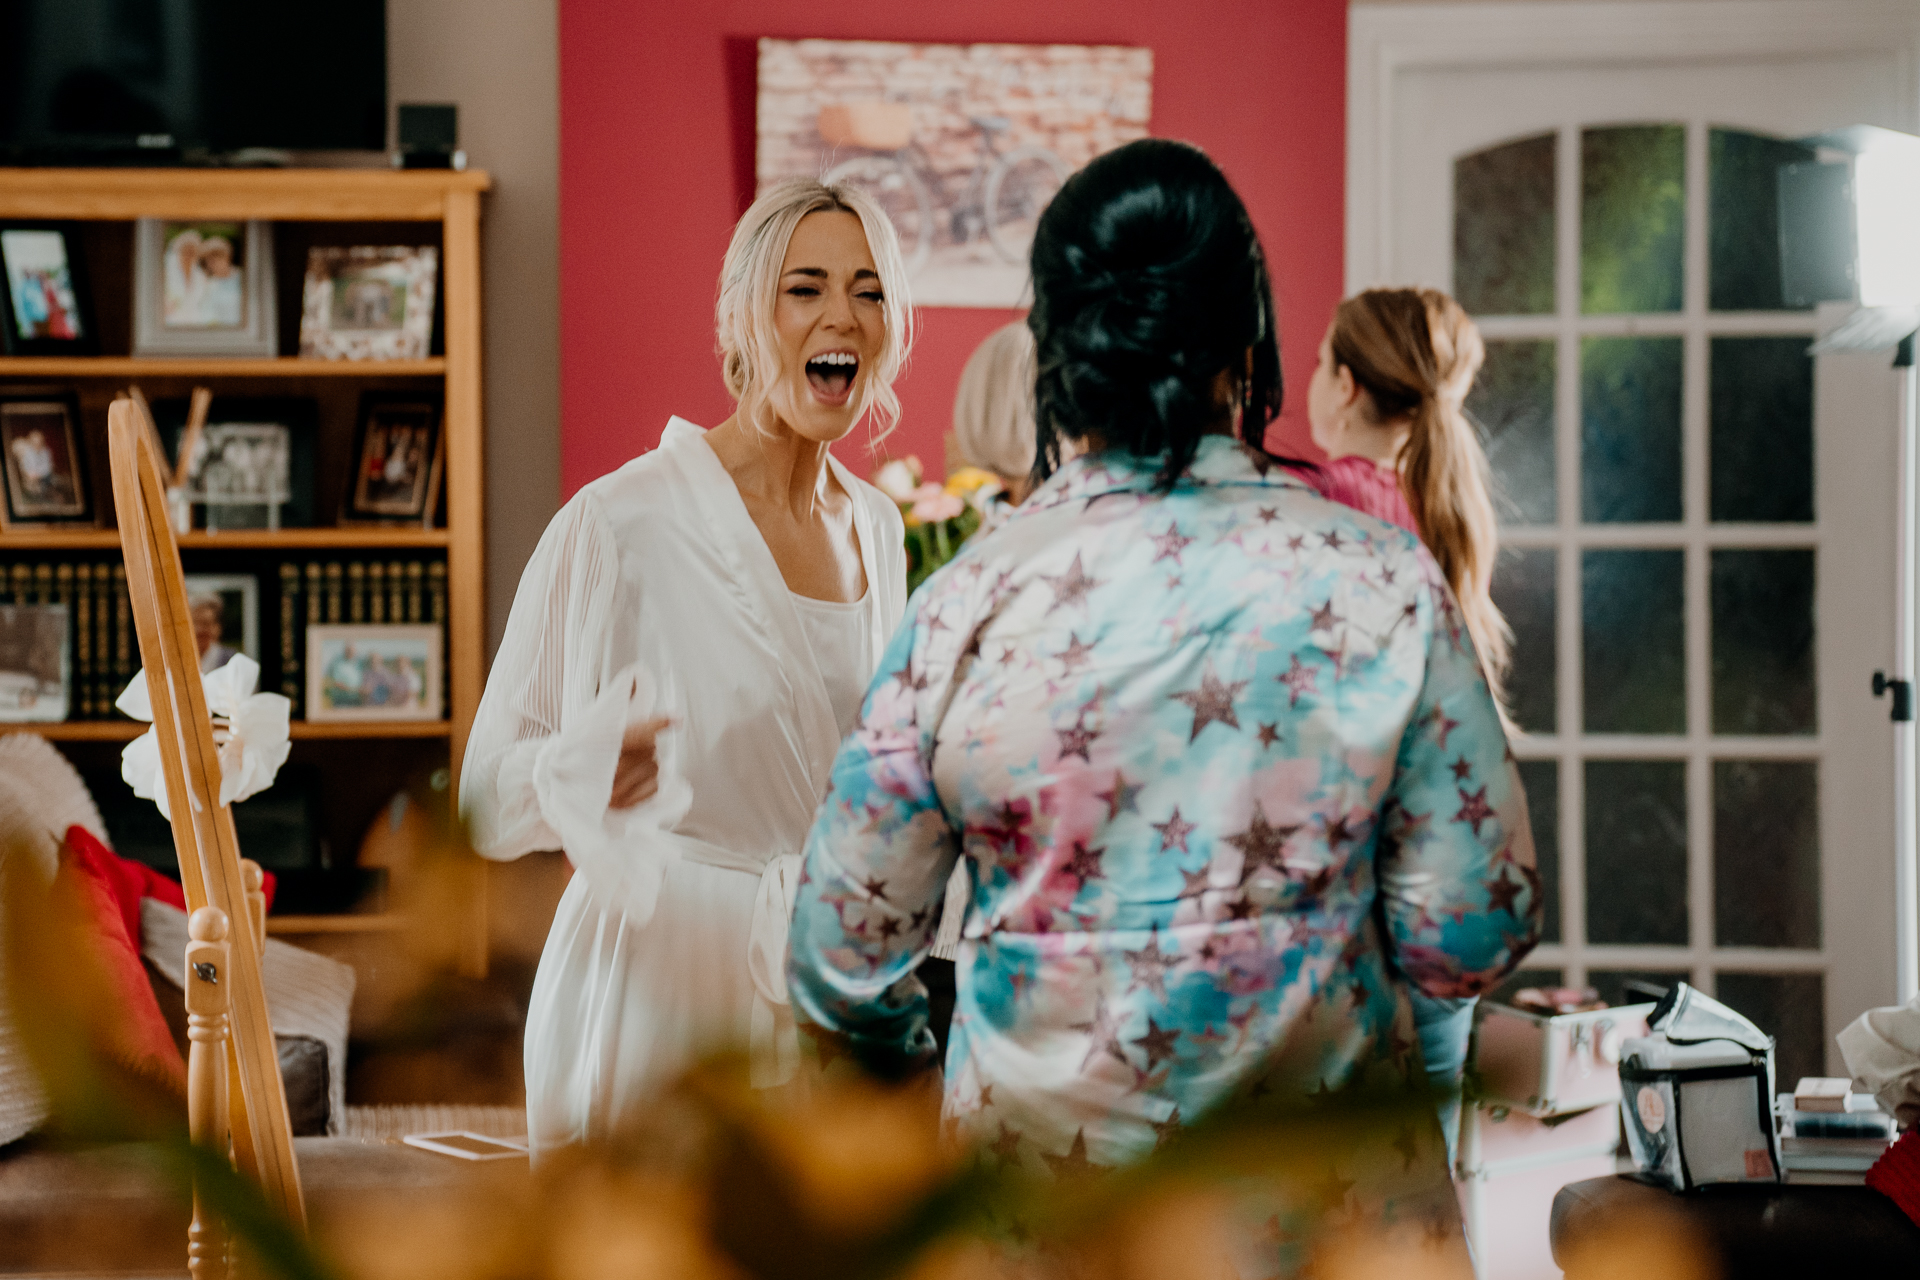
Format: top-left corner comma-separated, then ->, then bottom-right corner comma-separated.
871,457 -> 1004,593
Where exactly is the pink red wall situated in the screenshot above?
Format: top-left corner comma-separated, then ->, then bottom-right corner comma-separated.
558,1 -> 1346,495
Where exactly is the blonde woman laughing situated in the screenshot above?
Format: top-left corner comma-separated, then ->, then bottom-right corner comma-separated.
462,179 -> 913,1153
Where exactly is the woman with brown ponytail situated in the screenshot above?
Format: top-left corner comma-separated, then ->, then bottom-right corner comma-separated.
1301,286 -> 1512,1166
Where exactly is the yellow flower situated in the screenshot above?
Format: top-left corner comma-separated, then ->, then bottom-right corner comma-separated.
944,467 -> 999,496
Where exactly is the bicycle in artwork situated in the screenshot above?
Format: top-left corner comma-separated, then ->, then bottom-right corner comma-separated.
818,102 -> 1072,275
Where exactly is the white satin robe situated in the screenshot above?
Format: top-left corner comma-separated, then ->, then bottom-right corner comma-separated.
460,417 -> 905,1153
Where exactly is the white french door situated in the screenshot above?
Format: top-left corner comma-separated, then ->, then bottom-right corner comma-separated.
1351,0 -> 1920,1082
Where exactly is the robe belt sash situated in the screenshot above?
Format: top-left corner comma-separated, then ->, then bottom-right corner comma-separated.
531,663 -> 804,1087
661,835 -> 803,1089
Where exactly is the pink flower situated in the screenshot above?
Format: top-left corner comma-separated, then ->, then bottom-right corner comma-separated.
911,491 -> 965,523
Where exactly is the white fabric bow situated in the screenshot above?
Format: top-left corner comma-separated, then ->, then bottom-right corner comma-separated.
118,654 -> 292,820
530,662 -> 694,927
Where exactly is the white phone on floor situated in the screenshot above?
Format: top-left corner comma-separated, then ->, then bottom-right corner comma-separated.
401,1130 -> 530,1160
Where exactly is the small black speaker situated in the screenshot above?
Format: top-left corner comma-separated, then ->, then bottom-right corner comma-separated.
395,103 -> 461,170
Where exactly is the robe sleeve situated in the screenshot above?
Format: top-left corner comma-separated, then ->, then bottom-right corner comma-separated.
459,493 -> 623,862
785,584 -> 968,1078
1377,559 -> 1542,997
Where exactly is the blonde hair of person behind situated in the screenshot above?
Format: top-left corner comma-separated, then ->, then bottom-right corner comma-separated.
1329,287 -> 1510,712
952,321 -> 1037,481
715,178 -> 914,444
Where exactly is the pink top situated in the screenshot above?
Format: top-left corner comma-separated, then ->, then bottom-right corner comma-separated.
1290,455 -> 1418,536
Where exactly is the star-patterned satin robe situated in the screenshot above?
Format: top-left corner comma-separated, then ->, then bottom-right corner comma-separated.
787,435 -> 1540,1192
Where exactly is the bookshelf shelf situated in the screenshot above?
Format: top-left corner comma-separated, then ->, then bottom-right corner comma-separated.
0,357 -> 446,379
291,721 -> 452,740
0,528 -> 449,552
266,913 -> 411,936
5,720 -> 452,742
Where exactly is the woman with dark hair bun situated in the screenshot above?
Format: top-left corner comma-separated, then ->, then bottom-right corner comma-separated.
788,139 -> 1537,1259
1026,138 -> 1282,491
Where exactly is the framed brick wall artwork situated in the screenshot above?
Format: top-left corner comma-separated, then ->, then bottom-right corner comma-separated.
756,39 -> 1152,308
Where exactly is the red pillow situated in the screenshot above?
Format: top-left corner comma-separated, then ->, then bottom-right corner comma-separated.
62,825 -> 277,944
52,831 -> 187,1099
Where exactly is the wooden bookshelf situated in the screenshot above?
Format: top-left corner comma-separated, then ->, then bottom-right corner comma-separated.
0,357 -> 445,378
0,528 -> 451,551
1,168 -> 490,970
7,721 -> 453,742
266,913 -> 411,936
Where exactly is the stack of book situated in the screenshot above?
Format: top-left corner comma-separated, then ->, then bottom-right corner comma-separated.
1777,1077 -> 1897,1185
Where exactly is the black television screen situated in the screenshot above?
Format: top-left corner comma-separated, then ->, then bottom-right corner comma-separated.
0,1 -> 387,161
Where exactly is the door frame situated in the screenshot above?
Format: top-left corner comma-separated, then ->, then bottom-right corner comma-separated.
1350,1 -> 1920,292
1347,0 -> 1920,1068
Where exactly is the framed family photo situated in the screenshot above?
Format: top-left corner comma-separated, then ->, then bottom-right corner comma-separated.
0,391 -> 93,529
306,624 -> 442,722
182,573 -> 260,674
344,393 -> 443,524
299,245 -> 438,361
0,603 -> 70,722
133,219 -> 279,357
155,395 -> 318,529
0,223 -> 96,355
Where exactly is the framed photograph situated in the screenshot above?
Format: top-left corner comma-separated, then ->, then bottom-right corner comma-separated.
133,220 -> 279,357
182,573 -> 260,674
181,421 -> 290,531
0,391 -> 92,529
345,393 -> 443,524
299,245 -> 438,361
0,223 -> 96,355
155,396 -> 318,528
306,624 -> 442,722
0,603 -> 70,722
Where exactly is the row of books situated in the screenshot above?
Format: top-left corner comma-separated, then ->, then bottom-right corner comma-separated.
0,555 -> 447,720
277,558 -> 449,717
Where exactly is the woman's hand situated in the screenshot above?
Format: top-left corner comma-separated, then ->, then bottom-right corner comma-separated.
609,716 -> 673,809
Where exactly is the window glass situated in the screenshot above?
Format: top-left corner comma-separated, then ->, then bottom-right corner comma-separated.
1517,758 -> 1561,943
1714,761 -> 1819,949
1584,549 -> 1686,734
1583,336 -> 1683,523
1492,548 -> 1556,734
1709,129 -> 1818,312
1711,549 -> 1816,735
1586,760 -> 1689,945
1582,125 -> 1686,314
1473,339 -> 1557,525
1711,336 -> 1814,523
1455,133 -> 1557,315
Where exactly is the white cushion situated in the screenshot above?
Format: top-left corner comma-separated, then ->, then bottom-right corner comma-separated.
0,768 -> 55,1147
0,733 -> 110,854
142,899 -> 356,1136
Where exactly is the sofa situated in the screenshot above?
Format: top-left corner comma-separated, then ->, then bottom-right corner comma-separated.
0,731 -> 528,1274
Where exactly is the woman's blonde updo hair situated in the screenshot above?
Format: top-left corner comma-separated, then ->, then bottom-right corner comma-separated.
715,178 -> 914,443
952,321 -> 1037,482
1330,287 -> 1509,711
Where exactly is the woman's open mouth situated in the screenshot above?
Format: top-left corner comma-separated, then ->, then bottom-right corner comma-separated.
805,350 -> 859,406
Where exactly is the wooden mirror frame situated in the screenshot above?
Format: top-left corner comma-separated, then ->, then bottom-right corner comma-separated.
108,398 -> 306,1228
